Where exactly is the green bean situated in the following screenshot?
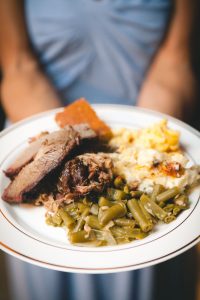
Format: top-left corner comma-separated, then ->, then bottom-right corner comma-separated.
107,188 -> 127,201
45,215 -> 55,226
158,201 -> 165,208
130,191 -> 143,198
128,228 -> 148,240
69,230 -> 90,243
114,176 -> 124,189
52,174 -> 189,246
123,185 -> 130,194
127,199 -> 153,232
111,226 -> 148,240
58,208 -> 75,229
172,205 -> 184,216
98,196 -> 113,207
156,187 -> 180,203
163,204 -> 175,213
151,184 -> 165,201
115,237 -> 130,244
164,214 -> 176,223
85,215 -> 102,230
114,218 -> 136,227
140,194 -> 169,223
138,200 -> 154,224
99,203 -> 127,226
64,202 -> 78,212
51,213 -> 63,226
64,203 -> 79,220
174,194 -> 189,207
77,202 -> 88,213
73,207 -> 90,232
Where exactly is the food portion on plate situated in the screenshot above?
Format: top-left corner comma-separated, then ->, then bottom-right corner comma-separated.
55,98 -> 112,140
109,119 -> 199,193
2,99 -> 200,247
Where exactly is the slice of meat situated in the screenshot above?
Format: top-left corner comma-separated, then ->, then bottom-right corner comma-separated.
57,153 -> 113,197
55,98 -> 112,140
4,124 -> 96,179
5,132 -> 49,179
2,125 -> 96,203
71,123 -> 97,140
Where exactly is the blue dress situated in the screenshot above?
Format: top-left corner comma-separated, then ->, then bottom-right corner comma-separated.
6,1 -> 172,300
26,0 -> 171,104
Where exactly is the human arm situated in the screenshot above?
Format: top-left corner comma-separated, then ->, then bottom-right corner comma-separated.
0,0 -> 62,122
137,0 -> 197,121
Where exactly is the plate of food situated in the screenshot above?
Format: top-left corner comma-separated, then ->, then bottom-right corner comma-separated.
0,99 -> 199,273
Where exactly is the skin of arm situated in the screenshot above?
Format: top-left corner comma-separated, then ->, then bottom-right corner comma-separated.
0,0 -> 62,122
137,0 -> 198,121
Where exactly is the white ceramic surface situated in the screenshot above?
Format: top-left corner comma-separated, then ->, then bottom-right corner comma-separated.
0,105 -> 199,273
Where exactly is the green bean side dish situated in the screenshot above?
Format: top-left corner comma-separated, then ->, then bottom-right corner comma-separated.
46,178 -> 189,247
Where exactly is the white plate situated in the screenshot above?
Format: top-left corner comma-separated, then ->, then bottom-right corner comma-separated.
0,105 -> 199,274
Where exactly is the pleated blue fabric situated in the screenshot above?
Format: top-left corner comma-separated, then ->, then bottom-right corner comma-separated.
6,255 -> 155,300
25,0 -> 172,105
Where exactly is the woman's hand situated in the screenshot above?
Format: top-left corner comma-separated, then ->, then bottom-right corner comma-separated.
1,58 -> 61,122
137,48 -> 197,121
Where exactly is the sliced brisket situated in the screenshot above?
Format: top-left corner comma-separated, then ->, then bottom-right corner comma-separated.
4,124 -> 96,179
5,132 -> 49,179
2,125 -> 96,203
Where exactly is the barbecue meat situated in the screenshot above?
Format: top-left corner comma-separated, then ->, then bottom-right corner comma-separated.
5,124 -> 96,179
2,125 -> 96,203
57,153 -> 113,196
5,132 -> 49,179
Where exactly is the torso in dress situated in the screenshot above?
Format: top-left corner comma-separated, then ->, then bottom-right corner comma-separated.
25,0 -> 172,105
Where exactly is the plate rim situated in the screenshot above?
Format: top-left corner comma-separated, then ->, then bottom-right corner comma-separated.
1,236 -> 199,274
0,104 -> 200,273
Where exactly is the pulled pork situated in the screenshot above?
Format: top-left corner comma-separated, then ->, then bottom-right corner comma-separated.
57,153 -> 113,197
